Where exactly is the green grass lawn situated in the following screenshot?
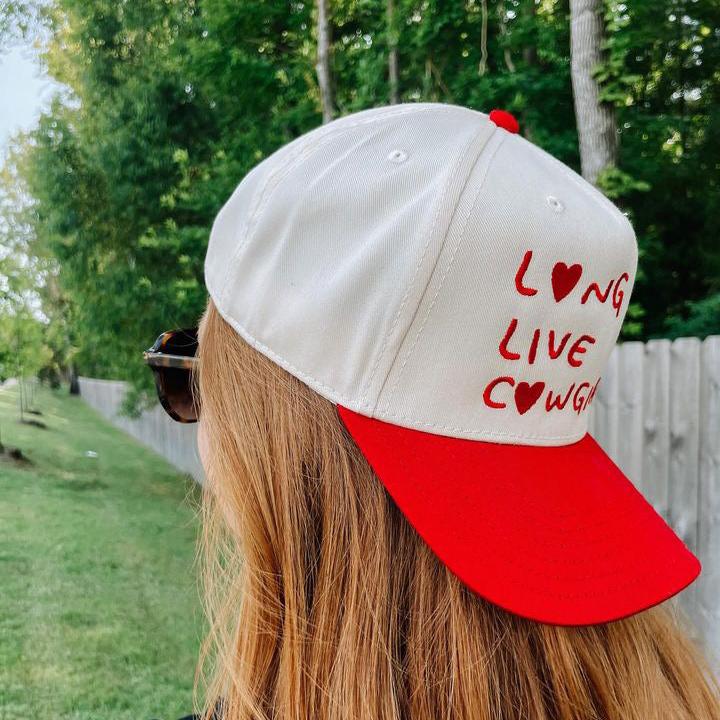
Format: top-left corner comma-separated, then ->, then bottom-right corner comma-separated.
0,383 -> 203,720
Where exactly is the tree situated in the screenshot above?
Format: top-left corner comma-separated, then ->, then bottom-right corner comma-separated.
316,0 -> 335,122
387,0 -> 399,103
0,149 -> 55,404
569,0 -> 617,184
5,0 -> 719,396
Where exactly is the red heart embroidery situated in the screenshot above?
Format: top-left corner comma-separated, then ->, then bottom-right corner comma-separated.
551,262 -> 582,301
514,381 -> 545,415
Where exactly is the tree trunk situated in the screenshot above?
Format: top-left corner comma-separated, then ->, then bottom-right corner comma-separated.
478,0 -> 488,75
18,375 -> 24,423
570,0 -> 617,185
315,0 -> 335,123
522,0 -> 538,67
520,0 -> 537,142
387,0 -> 399,104
69,364 -> 80,395
497,2 -> 516,73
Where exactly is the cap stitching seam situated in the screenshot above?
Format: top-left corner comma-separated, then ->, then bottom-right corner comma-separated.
359,121 -> 492,406
471,565 -> 683,595
212,276 -> 586,442
218,107 -> 458,307
452,552 -> 683,593
434,502 -> 649,550
367,413 -> 586,441
377,131 -> 506,415
210,291 -> 374,408
219,126 -> 359,307
519,136 -> 629,233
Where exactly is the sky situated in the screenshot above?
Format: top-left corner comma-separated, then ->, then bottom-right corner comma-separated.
0,39 -> 58,317
0,40 -> 59,158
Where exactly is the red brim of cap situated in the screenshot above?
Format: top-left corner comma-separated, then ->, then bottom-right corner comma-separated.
337,405 -> 700,626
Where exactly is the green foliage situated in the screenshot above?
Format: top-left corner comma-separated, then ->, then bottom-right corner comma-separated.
3,0 -> 719,392
601,0 -> 720,337
620,301 -> 646,341
596,165 -> 650,200
596,1 -> 642,106
665,293 -> 720,339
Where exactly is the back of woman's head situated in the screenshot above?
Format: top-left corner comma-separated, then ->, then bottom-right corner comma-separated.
197,300 -> 719,720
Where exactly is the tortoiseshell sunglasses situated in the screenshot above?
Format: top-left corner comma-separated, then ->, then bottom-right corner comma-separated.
143,328 -> 199,423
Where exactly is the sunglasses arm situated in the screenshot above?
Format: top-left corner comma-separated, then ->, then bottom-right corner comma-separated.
143,352 -> 199,370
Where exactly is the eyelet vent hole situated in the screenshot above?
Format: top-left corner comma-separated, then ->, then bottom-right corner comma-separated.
387,149 -> 408,164
547,195 -> 565,213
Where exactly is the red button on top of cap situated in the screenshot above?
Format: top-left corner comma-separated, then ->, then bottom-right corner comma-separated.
489,109 -> 519,134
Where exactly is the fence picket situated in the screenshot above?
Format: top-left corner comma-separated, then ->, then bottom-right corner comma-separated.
668,338 -> 701,553
617,342 -> 644,489
669,338 -> 702,619
698,337 -> 720,660
642,339 -> 671,519
77,377 -> 203,482
593,347 -> 620,462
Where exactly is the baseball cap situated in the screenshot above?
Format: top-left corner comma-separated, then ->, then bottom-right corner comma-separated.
204,103 -> 700,625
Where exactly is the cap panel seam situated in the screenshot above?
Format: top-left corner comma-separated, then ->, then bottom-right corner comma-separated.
516,135 -> 631,234
375,131 -> 507,417
217,106 -> 460,308
359,121 -> 494,406
218,125 -> 356,308
367,412 -> 586,442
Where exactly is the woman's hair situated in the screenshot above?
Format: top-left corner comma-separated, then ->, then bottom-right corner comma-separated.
196,300 -> 720,720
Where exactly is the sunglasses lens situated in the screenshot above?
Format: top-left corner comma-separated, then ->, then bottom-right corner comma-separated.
148,328 -> 199,423
155,366 -> 198,423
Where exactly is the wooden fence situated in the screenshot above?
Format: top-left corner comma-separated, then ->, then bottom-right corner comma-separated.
589,336 -> 719,658
78,334 -> 720,660
78,377 -> 204,482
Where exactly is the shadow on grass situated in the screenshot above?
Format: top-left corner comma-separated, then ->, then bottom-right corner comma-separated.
20,418 -> 47,429
55,477 -> 109,492
0,445 -> 33,465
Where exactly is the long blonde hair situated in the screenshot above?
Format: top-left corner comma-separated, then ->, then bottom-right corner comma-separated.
196,300 -> 719,720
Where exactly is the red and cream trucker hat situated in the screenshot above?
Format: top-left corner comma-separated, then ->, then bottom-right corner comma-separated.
204,103 -> 700,625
